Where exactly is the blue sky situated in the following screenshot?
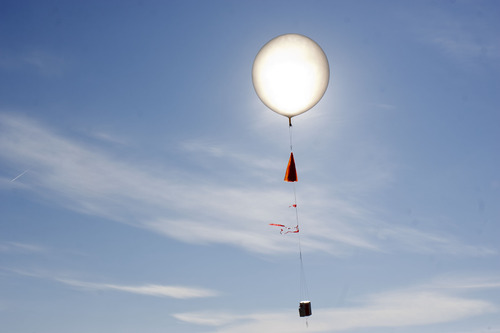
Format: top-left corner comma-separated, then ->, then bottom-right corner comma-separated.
1,0 -> 499,332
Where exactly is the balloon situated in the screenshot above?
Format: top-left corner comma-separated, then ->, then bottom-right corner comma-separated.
252,34 -> 329,119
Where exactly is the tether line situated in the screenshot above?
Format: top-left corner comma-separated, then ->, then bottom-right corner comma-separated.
289,121 -> 309,302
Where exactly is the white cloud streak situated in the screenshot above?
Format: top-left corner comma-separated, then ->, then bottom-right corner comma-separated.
172,312 -> 248,326
3,267 -> 218,299
0,49 -> 67,76
402,3 -> 500,69
56,278 -> 218,299
426,275 -> 500,291
0,113 -> 494,256
173,276 -> 499,332
0,241 -> 46,254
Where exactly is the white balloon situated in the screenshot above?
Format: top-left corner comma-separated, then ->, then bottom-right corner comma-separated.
252,34 -> 329,118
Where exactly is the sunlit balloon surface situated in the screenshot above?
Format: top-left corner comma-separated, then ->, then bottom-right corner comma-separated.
252,34 -> 329,118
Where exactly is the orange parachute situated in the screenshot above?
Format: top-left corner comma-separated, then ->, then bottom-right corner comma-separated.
284,152 -> 297,182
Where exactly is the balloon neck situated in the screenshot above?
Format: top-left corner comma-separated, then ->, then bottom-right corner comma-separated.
288,117 -> 292,127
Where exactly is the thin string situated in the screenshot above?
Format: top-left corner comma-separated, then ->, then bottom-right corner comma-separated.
289,120 -> 309,302
294,183 -> 309,301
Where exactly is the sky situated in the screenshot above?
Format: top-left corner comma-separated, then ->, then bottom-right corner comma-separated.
1,0 -> 499,332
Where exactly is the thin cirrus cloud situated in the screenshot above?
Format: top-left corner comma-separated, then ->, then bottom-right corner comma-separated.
0,241 -> 46,254
0,49 -> 67,76
400,4 -> 500,67
3,267 -> 218,299
173,294 -> 493,333
424,275 -> 500,291
173,276 -> 499,332
56,278 -> 218,299
0,113 -> 494,256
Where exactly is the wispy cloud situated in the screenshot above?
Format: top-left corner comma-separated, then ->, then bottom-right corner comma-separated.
0,113 -> 494,256
0,49 -> 67,76
402,3 -> 500,69
174,276 -> 499,332
426,275 -> 500,291
56,279 -> 218,299
374,225 -> 497,256
173,311 -> 245,326
3,267 -> 218,299
371,103 -> 397,110
86,130 -> 130,146
179,139 -> 284,182
450,329 -> 500,333
10,169 -> 30,182
0,241 -> 46,254
23,50 -> 67,76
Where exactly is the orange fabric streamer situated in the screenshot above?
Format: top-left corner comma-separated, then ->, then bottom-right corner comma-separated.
269,223 -> 299,234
